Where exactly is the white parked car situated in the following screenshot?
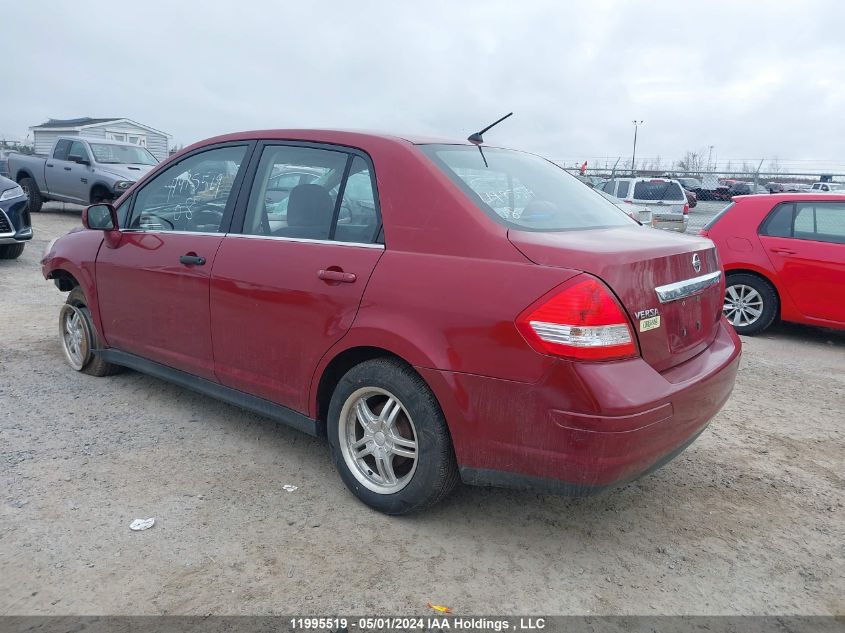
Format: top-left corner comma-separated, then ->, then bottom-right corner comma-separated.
810,182 -> 842,192
600,177 -> 689,232
595,188 -> 653,226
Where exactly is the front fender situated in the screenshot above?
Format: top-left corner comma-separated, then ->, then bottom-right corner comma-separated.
42,229 -> 107,342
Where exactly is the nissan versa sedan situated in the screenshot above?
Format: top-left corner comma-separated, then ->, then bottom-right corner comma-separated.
41,130 -> 741,514
701,193 -> 845,335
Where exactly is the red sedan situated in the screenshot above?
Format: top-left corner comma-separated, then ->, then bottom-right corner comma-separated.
42,130 -> 740,514
701,193 -> 845,335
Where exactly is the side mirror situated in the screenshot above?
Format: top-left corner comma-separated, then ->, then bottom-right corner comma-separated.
83,203 -> 119,231
70,155 -> 91,166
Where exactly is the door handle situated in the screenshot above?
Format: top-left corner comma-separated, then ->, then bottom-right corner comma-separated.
318,269 -> 356,283
770,248 -> 796,255
64,166 -> 72,171
47,163 -> 53,168
179,254 -> 206,266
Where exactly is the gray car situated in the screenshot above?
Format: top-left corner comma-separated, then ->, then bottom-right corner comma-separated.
7,137 -> 158,212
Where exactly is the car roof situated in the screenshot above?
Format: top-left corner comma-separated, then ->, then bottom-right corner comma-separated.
733,192 -> 845,201
191,129 -> 472,149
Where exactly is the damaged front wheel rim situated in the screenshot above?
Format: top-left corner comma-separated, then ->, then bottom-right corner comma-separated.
59,304 -> 91,371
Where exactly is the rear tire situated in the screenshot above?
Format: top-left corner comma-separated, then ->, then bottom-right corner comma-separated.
724,273 -> 778,335
0,243 -> 25,259
19,177 -> 43,213
61,287 -> 122,376
327,358 -> 459,515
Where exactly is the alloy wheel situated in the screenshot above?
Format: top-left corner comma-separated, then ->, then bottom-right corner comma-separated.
724,284 -> 764,327
59,304 -> 90,370
339,387 -> 418,494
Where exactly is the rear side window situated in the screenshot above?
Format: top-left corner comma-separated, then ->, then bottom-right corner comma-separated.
759,203 -> 793,237
794,202 -> 845,244
419,145 -> 633,232
616,181 -> 630,198
53,140 -> 71,161
633,181 -> 685,202
243,145 -> 346,240
242,146 -> 380,243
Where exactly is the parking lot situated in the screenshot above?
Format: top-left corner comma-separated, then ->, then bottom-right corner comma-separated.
1,204 -> 843,615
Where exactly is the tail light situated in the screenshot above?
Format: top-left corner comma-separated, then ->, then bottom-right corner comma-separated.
683,203 -> 689,215
515,275 -> 638,361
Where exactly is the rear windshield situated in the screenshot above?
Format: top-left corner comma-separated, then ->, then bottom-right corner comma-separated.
632,181 -> 686,202
419,144 -> 633,231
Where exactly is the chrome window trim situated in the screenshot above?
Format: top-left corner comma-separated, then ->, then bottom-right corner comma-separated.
117,229 -> 385,249
655,270 -> 722,304
225,233 -> 385,249
120,229 -> 224,237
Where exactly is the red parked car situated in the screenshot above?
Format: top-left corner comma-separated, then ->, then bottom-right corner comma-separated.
42,130 -> 741,514
701,193 -> 845,335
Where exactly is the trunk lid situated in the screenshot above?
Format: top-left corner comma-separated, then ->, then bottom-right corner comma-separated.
509,226 -> 724,372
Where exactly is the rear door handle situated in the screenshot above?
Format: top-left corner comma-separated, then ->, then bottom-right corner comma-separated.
46,163 -> 53,168
63,166 -> 72,171
770,248 -> 796,255
318,269 -> 356,283
179,254 -> 206,266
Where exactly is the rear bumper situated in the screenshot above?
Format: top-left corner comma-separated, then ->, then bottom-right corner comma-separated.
653,215 -> 689,233
421,317 -> 741,494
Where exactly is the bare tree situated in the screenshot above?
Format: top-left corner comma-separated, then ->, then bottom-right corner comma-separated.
768,157 -> 782,177
675,151 -> 705,175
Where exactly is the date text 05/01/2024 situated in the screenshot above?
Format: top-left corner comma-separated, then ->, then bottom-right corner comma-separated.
289,617 -> 547,631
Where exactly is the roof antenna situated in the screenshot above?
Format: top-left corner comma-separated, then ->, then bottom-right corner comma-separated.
467,112 -> 513,145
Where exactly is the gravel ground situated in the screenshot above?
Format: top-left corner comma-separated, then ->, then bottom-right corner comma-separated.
1,205 -> 843,616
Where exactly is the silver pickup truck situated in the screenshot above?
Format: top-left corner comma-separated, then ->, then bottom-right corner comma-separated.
8,137 -> 159,212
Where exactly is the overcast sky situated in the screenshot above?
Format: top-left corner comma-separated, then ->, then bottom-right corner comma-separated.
3,1 -> 844,172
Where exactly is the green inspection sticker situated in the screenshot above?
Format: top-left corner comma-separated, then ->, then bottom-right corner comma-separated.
639,315 -> 661,332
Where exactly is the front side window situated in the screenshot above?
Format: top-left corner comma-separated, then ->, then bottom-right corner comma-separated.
127,145 -> 247,233
602,180 -> 615,194
68,141 -> 89,162
420,145 -> 633,231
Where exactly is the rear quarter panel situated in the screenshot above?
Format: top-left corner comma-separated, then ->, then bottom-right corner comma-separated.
709,197 -> 804,323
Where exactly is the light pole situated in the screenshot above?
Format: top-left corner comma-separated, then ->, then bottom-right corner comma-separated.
631,120 -> 643,175
707,145 -> 714,172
